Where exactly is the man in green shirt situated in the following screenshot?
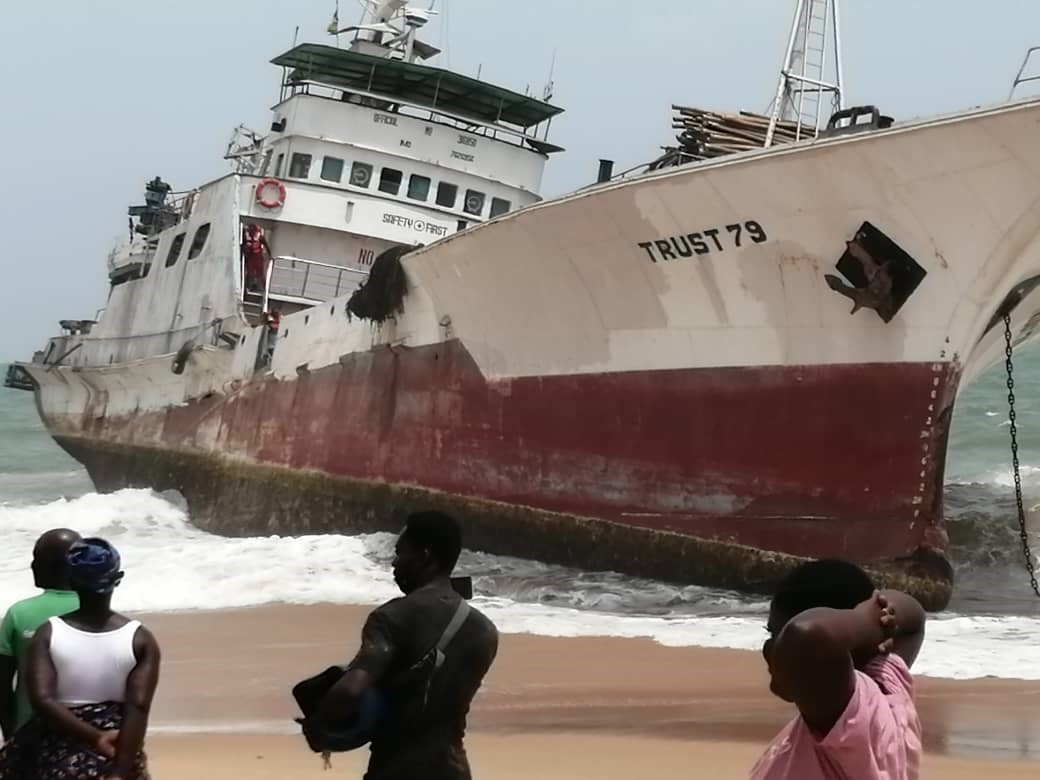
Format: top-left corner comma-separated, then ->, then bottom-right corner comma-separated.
0,527 -> 81,738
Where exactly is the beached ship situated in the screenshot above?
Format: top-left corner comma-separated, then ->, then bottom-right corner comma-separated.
8,0 -> 1040,609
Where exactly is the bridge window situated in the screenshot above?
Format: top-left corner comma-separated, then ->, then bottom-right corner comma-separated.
289,153 -> 312,179
435,182 -> 457,208
188,223 -> 211,260
321,156 -> 344,183
407,174 -> 431,201
463,189 -> 486,216
379,167 -> 402,195
165,232 -> 186,267
275,153 -> 285,177
490,197 -> 511,218
350,162 -> 373,188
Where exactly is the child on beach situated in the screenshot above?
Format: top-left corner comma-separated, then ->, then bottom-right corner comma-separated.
749,559 -> 925,780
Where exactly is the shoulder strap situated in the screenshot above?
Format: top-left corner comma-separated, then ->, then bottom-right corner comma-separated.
430,599 -> 471,673
436,599 -> 471,653
406,600 -> 472,710
385,598 -> 473,685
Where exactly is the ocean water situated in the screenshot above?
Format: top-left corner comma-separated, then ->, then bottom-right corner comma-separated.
3,354 -> 1040,681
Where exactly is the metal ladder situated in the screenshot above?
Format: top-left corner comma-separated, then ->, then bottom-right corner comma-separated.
766,0 -> 844,146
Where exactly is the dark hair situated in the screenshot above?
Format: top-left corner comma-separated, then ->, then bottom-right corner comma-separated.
771,559 -> 875,620
402,511 -> 462,572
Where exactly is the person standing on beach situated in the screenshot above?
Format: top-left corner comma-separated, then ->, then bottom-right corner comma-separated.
310,511 -> 499,780
0,528 -> 81,740
750,559 -> 926,780
0,537 -> 161,780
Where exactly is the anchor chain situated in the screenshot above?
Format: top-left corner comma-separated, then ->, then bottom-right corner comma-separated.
1003,312 -> 1040,597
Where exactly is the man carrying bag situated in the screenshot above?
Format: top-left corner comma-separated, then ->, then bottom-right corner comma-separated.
294,511 -> 499,780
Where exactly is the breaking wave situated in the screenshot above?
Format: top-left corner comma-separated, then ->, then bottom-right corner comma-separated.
0,487 -> 1039,680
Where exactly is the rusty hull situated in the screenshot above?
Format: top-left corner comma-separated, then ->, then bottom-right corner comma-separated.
53,434 -> 953,611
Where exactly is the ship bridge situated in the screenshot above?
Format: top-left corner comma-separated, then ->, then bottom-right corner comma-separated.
261,43 -> 565,204
232,35 -> 566,324
272,44 -> 564,150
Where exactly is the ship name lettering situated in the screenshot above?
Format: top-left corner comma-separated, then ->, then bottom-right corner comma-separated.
457,135 -> 477,148
451,150 -> 475,162
374,113 -> 399,126
637,220 -> 768,263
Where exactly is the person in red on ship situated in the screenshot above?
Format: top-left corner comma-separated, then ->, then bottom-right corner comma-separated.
241,223 -> 271,294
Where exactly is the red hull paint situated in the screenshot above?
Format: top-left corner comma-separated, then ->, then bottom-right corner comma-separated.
54,340 -> 956,566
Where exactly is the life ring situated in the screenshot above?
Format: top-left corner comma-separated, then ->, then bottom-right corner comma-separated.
256,178 -> 286,209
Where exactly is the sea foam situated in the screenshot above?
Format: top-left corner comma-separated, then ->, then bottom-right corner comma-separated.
2,489 -> 1039,679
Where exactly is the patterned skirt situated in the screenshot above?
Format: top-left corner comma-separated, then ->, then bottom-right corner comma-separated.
0,701 -> 149,780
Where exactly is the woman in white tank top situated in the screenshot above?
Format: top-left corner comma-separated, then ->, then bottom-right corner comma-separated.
0,537 -> 161,780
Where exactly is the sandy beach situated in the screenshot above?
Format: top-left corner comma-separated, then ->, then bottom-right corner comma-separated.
128,604 -> 1040,777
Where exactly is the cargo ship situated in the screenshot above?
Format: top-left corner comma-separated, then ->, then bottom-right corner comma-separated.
9,0 -> 1040,609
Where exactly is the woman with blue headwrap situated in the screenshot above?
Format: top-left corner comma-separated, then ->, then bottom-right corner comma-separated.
0,538 -> 161,780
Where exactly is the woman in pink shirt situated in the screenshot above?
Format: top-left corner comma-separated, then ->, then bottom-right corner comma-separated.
750,559 -> 925,780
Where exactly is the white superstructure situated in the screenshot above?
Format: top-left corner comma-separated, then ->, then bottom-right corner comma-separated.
76,0 -> 562,367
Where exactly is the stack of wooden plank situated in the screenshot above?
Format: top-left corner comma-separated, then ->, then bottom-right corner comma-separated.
655,106 -> 807,166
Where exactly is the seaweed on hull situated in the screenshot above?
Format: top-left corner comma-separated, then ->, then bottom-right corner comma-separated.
346,244 -> 418,323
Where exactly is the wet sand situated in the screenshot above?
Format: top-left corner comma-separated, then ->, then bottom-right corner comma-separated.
145,733 -> 1040,779
137,604 -> 1040,777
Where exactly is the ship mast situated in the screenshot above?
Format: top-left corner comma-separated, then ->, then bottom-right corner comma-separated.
765,0 -> 844,147
331,0 -> 440,63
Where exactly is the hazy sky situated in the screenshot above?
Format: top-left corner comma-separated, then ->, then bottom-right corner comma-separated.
2,0 -> 1039,361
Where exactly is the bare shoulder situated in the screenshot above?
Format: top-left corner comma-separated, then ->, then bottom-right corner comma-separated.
29,619 -> 54,647
131,623 -> 161,660
26,621 -> 55,669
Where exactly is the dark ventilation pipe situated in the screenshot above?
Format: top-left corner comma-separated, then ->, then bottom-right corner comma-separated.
597,159 -> 614,183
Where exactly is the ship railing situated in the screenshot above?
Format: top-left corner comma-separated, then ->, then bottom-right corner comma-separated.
283,82 -> 559,154
3,364 -> 34,392
1010,46 -> 1040,99
164,189 -> 198,222
132,189 -> 198,240
266,255 -> 370,305
260,258 -> 274,315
